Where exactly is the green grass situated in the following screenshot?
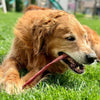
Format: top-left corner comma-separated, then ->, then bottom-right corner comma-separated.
0,12 -> 22,61
0,12 -> 100,100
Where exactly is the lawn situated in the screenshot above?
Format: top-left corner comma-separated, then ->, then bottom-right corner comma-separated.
0,12 -> 100,100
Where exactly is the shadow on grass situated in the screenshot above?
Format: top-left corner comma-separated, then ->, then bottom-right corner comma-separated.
38,63 -> 100,91
36,71 -> 87,91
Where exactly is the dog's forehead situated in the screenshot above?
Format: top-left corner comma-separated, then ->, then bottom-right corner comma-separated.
56,15 -> 86,36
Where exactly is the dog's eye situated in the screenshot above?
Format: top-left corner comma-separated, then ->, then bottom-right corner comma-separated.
65,36 -> 75,41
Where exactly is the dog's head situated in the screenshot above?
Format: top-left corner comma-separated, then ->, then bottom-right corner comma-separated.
45,13 -> 97,74
83,25 -> 100,60
14,10 -> 97,74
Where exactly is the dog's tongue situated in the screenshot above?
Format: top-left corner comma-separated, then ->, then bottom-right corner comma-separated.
22,54 -> 67,89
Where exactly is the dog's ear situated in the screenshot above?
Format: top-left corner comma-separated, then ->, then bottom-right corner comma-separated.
31,18 -> 57,55
14,17 -> 57,55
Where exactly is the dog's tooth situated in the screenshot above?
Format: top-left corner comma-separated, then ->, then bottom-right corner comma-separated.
67,57 -> 74,64
77,66 -> 80,70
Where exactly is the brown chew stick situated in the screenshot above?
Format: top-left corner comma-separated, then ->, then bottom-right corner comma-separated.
22,54 -> 67,89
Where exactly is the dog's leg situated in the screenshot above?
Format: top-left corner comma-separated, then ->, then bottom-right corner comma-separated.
22,68 -> 46,88
0,58 -> 24,94
0,67 -> 4,80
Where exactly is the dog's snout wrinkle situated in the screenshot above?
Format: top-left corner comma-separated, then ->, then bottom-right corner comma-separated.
86,53 -> 97,64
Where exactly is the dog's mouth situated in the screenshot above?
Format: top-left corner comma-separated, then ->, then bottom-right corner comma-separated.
58,52 -> 85,74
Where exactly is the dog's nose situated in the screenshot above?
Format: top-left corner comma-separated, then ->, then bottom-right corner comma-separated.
86,53 -> 97,64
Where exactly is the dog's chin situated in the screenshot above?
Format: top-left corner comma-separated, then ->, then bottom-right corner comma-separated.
58,52 -> 85,74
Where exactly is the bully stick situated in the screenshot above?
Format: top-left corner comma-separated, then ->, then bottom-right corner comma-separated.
22,54 -> 67,89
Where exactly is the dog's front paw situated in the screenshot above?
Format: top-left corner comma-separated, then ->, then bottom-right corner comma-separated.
0,78 -> 23,94
0,69 -> 24,94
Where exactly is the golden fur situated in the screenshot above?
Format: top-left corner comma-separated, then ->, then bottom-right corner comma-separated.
0,6 -> 97,94
83,25 -> 100,60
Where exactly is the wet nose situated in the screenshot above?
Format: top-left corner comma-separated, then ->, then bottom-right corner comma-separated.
86,53 -> 97,64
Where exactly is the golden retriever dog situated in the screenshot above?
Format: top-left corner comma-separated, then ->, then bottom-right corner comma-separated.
0,6 -> 97,94
83,25 -> 100,60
